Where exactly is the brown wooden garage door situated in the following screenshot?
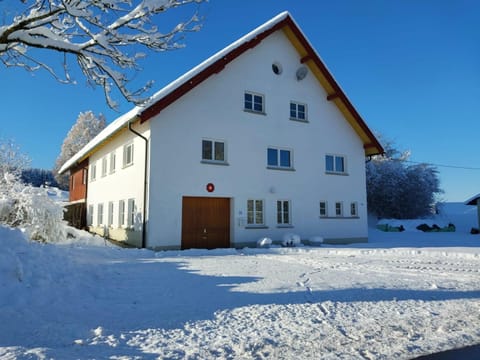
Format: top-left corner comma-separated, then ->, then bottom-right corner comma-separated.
181,197 -> 230,249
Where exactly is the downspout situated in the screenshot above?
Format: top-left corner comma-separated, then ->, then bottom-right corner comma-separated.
128,120 -> 148,249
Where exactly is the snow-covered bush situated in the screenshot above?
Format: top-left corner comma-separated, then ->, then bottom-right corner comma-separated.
0,173 -> 66,242
309,236 -> 324,246
257,237 -> 272,248
282,233 -> 301,247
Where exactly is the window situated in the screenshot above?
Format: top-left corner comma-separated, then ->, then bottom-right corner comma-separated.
326,154 -> 346,174
247,199 -> 264,226
108,202 -> 114,227
90,163 -> 97,181
244,91 -> 264,113
335,202 -> 343,217
88,205 -> 94,226
350,202 -> 358,217
267,147 -> 292,169
123,142 -> 134,167
70,175 -> 74,190
290,102 -> 307,121
127,198 -> 135,227
119,200 -> 125,227
97,203 -> 104,225
202,139 -> 226,163
320,201 -> 328,217
82,168 -> 88,185
101,156 -> 107,177
277,200 -> 291,225
110,151 -> 116,173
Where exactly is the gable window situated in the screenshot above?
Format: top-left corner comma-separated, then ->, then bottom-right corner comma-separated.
247,199 -> 264,226
325,154 -> 346,174
123,142 -> 134,168
108,202 -> 114,227
350,202 -> 358,217
267,147 -> 292,169
110,151 -> 116,173
277,200 -> 291,225
101,156 -> 108,177
202,139 -> 226,164
290,101 -> 307,121
127,198 -> 135,227
119,200 -> 125,227
90,163 -> 97,181
335,202 -> 343,217
320,201 -> 328,217
244,91 -> 264,114
97,203 -> 104,225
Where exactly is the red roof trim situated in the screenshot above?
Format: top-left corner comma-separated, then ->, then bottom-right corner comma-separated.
137,14 -> 383,155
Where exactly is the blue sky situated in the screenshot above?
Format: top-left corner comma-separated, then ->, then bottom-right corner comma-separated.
1,0 -> 479,202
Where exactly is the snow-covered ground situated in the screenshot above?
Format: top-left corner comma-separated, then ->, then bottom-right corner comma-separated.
1,222 -> 480,359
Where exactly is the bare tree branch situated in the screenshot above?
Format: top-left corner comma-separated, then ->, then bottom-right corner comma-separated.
0,0 -> 205,109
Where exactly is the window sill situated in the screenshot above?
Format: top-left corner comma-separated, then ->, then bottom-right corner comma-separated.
325,171 -> 349,176
244,109 -> 266,116
319,216 -> 360,219
277,225 -> 294,228
201,160 -> 229,166
245,225 -> 269,229
123,163 -> 134,169
289,117 -> 309,123
267,166 -> 295,172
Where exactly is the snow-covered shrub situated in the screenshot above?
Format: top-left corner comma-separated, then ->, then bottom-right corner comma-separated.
309,236 -> 324,246
257,237 -> 272,248
282,233 -> 301,247
0,173 -> 66,242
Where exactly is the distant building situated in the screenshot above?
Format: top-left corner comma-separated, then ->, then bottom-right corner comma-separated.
59,12 -> 383,250
465,194 -> 480,231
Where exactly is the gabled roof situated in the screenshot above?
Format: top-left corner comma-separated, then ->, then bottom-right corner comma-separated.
465,194 -> 480,205
60,11 -> 383,174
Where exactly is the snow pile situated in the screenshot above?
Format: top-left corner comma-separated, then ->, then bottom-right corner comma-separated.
281,232 -> 301,247
1,225 -> 480,359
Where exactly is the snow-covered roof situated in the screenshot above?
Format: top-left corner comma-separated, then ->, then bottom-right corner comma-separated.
465,194 -> 480,205
60,10 -> 383,174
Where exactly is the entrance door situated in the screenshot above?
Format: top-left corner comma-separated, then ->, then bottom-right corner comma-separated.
181,197 -> 230,249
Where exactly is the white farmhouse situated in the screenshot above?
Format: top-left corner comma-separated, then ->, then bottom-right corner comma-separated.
60,12 -> 383,250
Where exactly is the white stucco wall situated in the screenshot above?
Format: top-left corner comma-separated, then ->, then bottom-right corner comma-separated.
146,30 -> 369,249
86,121 -> 150,246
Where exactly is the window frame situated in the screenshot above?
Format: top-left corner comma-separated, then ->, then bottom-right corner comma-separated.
82,168 -> 88,185
246,199 -> 265,227
325,154 -> 347,175
277,200 -> 292,226
319,201 -> 328,217
109,151 -> 116,174
88,205 -> 94,226
123,142 -> 134,168
350,202 -> 358,217
244,91 -> 265,114
267,147 -> 294,170
335,202 -> 343,217
97,203 -> 104,226
101,156 -> 108,177
127,198 -> 135,228
90,162 -> 97,182
119,200 -> 125,227
201,138 -> 228,165
290,101 -> 308,122
108,201 -> 114,227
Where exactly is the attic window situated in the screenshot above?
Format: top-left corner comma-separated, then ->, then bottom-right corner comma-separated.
272,62 -> 282,75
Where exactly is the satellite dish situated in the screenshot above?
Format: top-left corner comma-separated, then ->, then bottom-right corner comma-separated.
296,66 -> 308,81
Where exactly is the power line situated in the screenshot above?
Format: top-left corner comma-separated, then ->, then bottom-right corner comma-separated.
403,160 -> 480,171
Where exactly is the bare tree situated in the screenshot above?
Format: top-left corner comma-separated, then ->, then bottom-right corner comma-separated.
0,138 -> 30,181
0,0 -> 204,108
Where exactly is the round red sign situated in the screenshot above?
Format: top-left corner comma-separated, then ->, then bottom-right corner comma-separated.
206,183 -> 215,192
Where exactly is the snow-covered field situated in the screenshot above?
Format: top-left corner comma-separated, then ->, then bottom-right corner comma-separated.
1,224 -> 480,359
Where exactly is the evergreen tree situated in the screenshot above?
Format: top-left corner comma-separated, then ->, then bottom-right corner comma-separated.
21,168 -> 59,188
53,111 -> 106,190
